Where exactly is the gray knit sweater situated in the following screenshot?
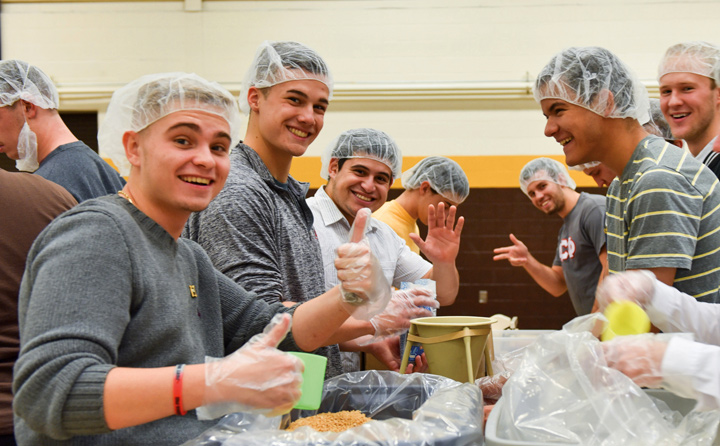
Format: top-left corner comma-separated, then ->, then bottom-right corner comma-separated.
13,195 -> 298,445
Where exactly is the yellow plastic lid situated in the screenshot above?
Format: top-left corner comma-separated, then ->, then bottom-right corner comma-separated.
601,301 -> 651,342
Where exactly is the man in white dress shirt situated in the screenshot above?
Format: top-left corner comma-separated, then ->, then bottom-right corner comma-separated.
306,128 -> 464,372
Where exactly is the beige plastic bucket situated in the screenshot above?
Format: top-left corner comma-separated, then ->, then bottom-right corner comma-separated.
400,316 -> 496,383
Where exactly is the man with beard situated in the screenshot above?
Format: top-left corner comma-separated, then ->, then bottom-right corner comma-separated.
0,60 -> 126,202
494,158 -> 606,315
658,41 -> 720,177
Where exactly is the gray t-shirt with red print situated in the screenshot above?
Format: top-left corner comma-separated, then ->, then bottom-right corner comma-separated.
552,192 -> 606,316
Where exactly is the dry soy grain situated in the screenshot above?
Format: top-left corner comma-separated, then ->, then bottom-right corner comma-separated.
286,410 -> 371,432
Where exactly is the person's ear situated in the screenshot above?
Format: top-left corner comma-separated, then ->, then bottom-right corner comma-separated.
247,86 -> 262,113
601,90 -> 616,118
419,181 -> 433,195
123,131 -> 142,168
328,158 -> 340,180
20,100 -> 38,119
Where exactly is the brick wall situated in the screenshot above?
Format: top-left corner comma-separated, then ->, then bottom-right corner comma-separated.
391,187 -> 607,330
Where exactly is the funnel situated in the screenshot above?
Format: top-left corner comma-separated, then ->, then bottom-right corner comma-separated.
400,316 -> 495,383
601,301 -> 651,341
287,352 -> 327,410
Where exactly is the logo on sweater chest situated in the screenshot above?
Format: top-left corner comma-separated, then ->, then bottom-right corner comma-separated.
189,285 -> 197,298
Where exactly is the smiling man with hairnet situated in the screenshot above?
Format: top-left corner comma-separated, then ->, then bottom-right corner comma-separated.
535,46 -> 720,303
0,60 -> 125,202
494,158 -> 606,316
183,41 -> 348,377
308,128 -> 463,373
183,41 -> 435,381
658,41 -> 720,178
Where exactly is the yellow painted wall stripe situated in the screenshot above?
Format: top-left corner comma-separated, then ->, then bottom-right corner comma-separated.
105,154 -> 602,189
289,155 -> 600,189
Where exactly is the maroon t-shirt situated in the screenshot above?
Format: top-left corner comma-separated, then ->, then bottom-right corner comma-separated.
0,170 -> 76,434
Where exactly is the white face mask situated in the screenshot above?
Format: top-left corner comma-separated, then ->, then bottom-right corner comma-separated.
15,122 -> 39,172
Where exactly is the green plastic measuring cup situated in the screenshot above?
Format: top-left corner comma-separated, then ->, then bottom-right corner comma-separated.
287,352 -> 327,410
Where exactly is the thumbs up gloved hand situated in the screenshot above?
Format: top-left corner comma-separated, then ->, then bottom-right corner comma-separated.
335,208 -> 392,320
197,313 -> 303,420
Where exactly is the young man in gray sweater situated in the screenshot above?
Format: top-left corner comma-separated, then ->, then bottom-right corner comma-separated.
13,72 -> 392,446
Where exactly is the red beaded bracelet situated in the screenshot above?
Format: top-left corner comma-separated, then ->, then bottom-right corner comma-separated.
173,364 -> 187,416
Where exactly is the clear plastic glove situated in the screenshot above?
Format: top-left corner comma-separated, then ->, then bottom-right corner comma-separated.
474,338 -> 529,402
335,208 -> 392,320
602,334 -> 668,388
357,288 -> 437,346
595,270 -> 656,312
475,372 -> 510,402
197,313 -> 303,420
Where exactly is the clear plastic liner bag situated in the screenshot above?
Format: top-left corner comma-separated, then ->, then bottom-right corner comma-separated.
493,313 -> 720,445
182,370 -> 485,446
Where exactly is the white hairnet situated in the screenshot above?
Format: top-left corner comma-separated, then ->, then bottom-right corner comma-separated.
643,98 -> 673,140
320,128 -> 402,181
519,158 -> 576,196
99,72 -> 242,177
568,161 -> 600,172
658,41 -> 720,84
401,156 -> 470,204
0,60 -> 58,109
239,40 -> 333,115
533,47 -> 649,123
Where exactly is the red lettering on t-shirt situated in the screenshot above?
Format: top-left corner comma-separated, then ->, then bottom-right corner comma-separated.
559,236 -> 576,260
